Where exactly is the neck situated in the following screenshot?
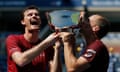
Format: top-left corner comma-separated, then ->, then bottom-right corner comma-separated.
24,30 -> 40,43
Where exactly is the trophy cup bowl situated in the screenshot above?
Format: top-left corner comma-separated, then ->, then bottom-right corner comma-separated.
46,10 -> 81,33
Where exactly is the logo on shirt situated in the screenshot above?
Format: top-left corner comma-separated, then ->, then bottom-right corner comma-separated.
84,49 -> 96,58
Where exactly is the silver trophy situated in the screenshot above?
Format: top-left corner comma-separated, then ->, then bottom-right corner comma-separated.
46,10 -> 86,57
46,10 -> 81,33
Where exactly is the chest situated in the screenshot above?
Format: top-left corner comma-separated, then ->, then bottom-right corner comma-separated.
18,39 -> 46,65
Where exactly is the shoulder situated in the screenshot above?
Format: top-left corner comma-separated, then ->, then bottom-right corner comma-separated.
82,40 -> 107,62
6,34 -> 23,42
7,34 -> 22,39
86,40 -> 108,56
88,40 -> 105,49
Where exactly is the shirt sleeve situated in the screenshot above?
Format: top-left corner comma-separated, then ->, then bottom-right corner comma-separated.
81,40 -> 104,62
6,35 -> 21,58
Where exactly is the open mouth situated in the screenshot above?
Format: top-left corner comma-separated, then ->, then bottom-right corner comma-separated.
30,19 -> 39,25
31,21 -> 38,25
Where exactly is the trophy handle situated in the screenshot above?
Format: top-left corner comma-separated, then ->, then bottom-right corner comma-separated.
45,12 -> 55,31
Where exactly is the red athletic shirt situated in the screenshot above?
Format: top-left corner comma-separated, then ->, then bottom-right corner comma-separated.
82,40 -> 109,72
6,34 -> 54,72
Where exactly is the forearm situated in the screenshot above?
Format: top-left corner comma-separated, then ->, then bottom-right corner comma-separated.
12,39 -> 50,66
63,42 -> 78,71
64,42 -> 90,72
50,49 -> 62,72
59,32 -> 78,71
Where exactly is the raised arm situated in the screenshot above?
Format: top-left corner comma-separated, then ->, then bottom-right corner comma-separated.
60,32 -> 90,72
6,33 -> 60,67
49,39 -> 62,72
60,12 -> 99,72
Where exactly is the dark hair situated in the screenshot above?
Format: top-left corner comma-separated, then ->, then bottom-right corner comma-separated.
20,5 -> 39,20
96,17 -> 110,39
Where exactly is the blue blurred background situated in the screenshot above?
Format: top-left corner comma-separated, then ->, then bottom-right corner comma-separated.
0,0 -> 120,72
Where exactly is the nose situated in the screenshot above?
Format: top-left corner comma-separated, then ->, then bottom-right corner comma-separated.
32,13 -> 40,18
31,14 -> 39,20
32,14 -> 36,17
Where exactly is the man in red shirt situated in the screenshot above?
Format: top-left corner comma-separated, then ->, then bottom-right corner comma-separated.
6,5 -> 62,72
60,12 -> 110,72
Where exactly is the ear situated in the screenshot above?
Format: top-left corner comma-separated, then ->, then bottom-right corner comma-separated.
21,20 -> 25,25
92,25 -> 100,32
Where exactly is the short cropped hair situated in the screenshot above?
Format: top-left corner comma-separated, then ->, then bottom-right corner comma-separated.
20,5 -> 39,20
90,14 -> 110,39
